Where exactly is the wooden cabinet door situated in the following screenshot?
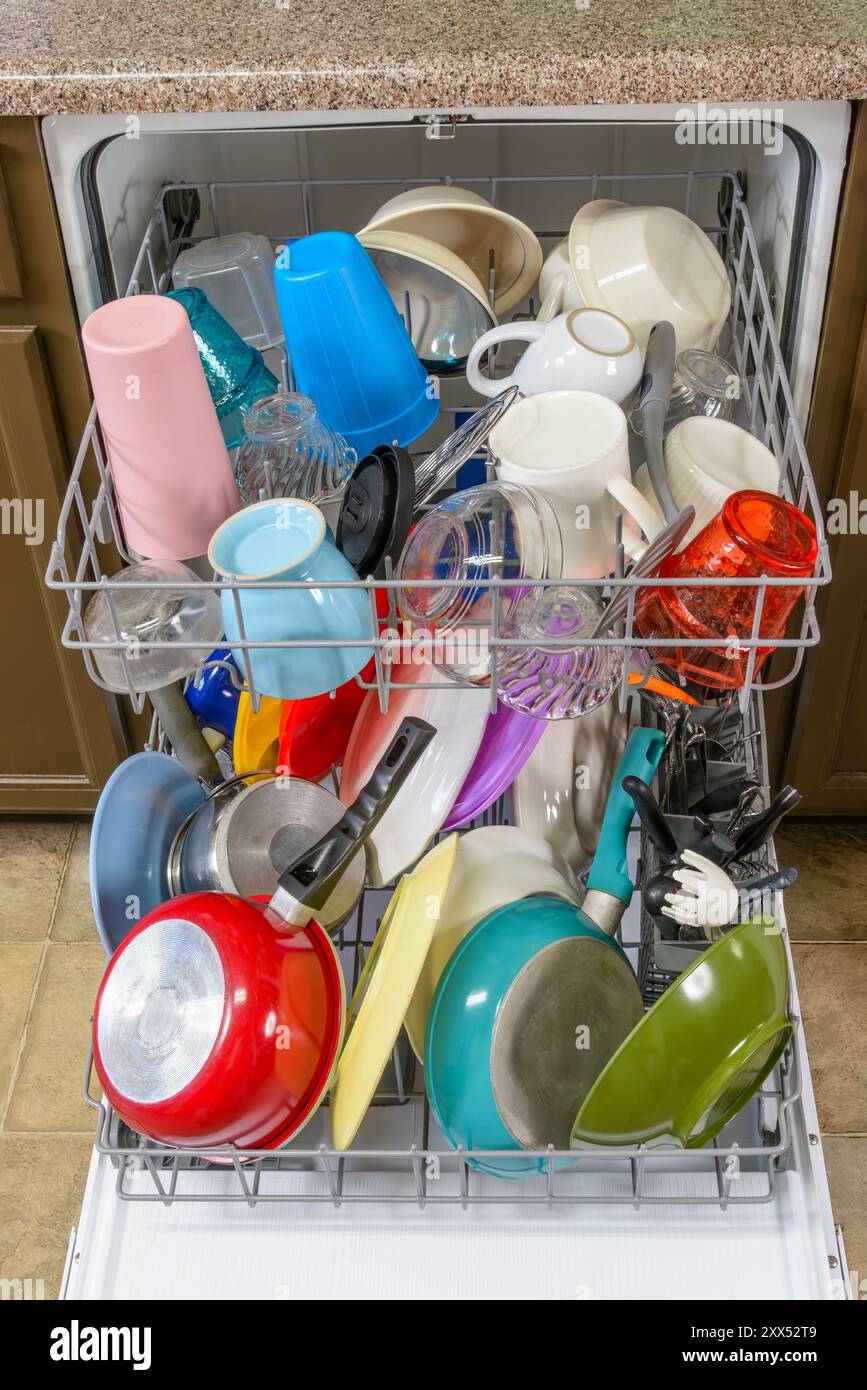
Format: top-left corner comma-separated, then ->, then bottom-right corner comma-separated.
0,118 -> 127,812
766,104 -> 867,812
0,327 -> 124,810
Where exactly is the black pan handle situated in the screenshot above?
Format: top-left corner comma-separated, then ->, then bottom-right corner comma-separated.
268,717 -> 436,928
622,775 -> 679,859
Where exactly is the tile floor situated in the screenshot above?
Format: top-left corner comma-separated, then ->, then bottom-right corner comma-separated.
0,816 -> 864,1299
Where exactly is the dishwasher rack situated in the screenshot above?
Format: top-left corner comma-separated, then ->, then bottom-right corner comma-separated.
80,681 -> 801,1213
51,162 -> 818,1211
46,166 -> 830,721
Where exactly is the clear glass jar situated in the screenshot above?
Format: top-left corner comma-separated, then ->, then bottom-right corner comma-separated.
235,393 -> 357,528
630,349 -> 739,437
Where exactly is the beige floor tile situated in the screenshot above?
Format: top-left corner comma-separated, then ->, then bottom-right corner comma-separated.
5,943 -> 103,1134
0,821 -> 72,942
0,944 -> 42,1110
777,819 -> 867,941
0,1134 -> 93,1300
52,821 -> 98,944
793,943 -> 867,1135
823,1137 -> 867,1299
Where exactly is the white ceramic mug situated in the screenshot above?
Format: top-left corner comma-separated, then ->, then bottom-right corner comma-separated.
635,415 -> 780,544
467,308 -> 642,407
488,390 -> 664,578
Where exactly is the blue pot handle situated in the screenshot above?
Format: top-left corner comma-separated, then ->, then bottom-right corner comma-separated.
586,726 -> 666,906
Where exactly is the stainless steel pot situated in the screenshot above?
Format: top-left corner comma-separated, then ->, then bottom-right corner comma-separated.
168,773 -> 366,932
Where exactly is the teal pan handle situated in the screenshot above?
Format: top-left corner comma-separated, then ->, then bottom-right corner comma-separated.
586,726 -> 666,906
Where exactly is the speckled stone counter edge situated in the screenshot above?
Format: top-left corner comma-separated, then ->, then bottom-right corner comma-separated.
1,45 -> 866,116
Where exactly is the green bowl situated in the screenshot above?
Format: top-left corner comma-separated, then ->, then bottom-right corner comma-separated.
570,919 -> 792,1150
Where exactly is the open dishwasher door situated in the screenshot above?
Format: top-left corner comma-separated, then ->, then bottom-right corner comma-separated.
63,890 -> 845,1302
43,106 -> 848,1301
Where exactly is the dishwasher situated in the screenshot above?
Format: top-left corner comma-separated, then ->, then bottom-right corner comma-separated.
40,102 -> 851,1301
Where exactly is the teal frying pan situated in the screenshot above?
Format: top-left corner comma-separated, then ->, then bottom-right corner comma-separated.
490,725 -> 665,1151
427,726 -> 664,1171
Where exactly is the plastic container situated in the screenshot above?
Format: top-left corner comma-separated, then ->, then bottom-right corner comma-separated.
81,295 -> 240,560
83,560 -> 223,693
172,234 -> 282,349
273,231 -> 438,457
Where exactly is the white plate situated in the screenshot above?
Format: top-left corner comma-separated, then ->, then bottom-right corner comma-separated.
404,825 -> 581,1060
512,700 -> 627,870
340,661 -> 489,887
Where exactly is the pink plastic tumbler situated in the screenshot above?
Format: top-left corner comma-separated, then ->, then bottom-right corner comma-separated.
82,295 -> 241,560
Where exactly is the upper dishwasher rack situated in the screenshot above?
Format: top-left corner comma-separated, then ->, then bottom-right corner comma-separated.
46,166 -> 830,721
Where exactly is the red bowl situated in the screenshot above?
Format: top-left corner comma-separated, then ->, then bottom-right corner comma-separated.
93,892 -> 345,1151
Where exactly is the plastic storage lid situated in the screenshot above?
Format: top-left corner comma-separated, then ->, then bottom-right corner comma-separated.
336,443 -> 415,577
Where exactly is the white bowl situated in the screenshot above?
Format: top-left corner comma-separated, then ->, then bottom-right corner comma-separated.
362,185 -> 542,316
403,825 -> 580,1059
567,199 -> 732,353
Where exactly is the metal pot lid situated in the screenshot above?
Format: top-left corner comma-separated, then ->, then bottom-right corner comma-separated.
413,386 -> 519,514
490,936 -> 643,1150
217,777 -> 366,931
336,443 -> 415,578
96,918 -> 225,1105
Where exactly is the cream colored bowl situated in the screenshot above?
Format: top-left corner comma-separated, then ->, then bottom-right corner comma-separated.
358,227 -> 496,371
635,415 -> 780,544
567,199 -> 732,353
362,185 -> 542,316
403,826 -> 579,1060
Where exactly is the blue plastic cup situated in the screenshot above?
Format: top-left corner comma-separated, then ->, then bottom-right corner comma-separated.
273,231 -> 438,457
167,288 -> 278,449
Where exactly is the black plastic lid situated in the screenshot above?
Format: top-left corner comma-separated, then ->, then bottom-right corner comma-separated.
336,443 -> 416,578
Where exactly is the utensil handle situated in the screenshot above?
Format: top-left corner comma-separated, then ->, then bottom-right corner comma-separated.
622,775 -> 679,858
466,321 -> 545,398
739,866 -> 798,894
637,321 -> 679,525
586,727 -> 665,906
732,785 -> 802,857
150,684 -> 220,783
269,716 -> 436,927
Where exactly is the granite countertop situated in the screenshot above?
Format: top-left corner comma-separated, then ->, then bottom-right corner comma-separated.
1,0 -> 865,115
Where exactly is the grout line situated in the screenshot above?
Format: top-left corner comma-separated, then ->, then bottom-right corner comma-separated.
789,938 -> 867,944
0,825 -> 75,1132
1,1129 -> 97,1139
47,823 -> 76,941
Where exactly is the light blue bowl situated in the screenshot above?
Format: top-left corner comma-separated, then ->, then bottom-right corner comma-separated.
424,895 -> 631,1178
208,497 -> 374,700
90,751 -> 205,955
